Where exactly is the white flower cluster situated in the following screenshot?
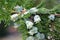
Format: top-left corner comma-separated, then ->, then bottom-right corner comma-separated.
25,20 -> 45,40
25,14 -> 55,40
26,33 -> 45,40
21,7 -> 38,17
11,14 -> 19,22
12,6 -> 50,40
48,14 -> 55,21
26,21 -> 34,29
34,15 -> 41,23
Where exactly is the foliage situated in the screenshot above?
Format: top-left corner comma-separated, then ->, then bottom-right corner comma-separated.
0,0 -> 60,40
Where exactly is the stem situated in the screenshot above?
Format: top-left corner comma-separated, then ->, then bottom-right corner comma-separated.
51,5 -> 60,11
36,0 -> 46,8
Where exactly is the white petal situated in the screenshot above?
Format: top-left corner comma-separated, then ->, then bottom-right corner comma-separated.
26,21 -> 33,29
26,36 -> 35,40
14,5 -> 23,12
29,7 -> 38,13
36,33 -> 45,40
35,32 -> 41,40
34,15 -> 41,23
48,36 -> 51,39
28,27 -> 38,35
11,14 -> 18,21
11,14 -> 18,18
48,14 -> 55,21
14,5 -> 20,9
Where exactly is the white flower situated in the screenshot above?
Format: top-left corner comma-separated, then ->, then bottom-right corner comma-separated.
40,33 -> 45,39
11,14 -> 18,22
34,15 -> 41,23
26,36 -> 35,40
47,36 -> 52,39
14,5 -> 23,12
48,14 -> 55,21
49,28 -> 53,31
28,27 -> 38,35
29,7 -> 38,13
36,33 -> 45,40
26,21 -> 33,29
35,32 -> 41,40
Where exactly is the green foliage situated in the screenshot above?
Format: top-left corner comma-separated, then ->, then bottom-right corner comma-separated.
36,0 -> 46,8
38,8 -> 50,14
0,8 -> 10,26
17,19 -> 28,40
23,13 -> 31,19
16,0 -> 35,9
0,0 -> 60,40
54,18 -> 60,33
